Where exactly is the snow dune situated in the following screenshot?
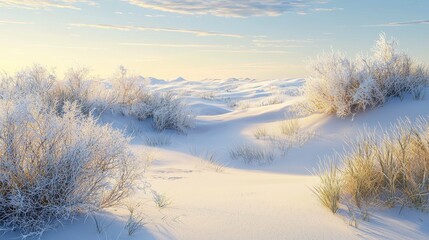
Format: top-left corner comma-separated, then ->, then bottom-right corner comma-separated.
11,77 -> 429,240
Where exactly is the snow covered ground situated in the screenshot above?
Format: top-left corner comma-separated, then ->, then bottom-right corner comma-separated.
8,77 -> 429,240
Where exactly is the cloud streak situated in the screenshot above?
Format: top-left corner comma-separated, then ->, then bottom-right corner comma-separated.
120,43 -> 228,48
367,20 -> 429,27
203,49 -> 289,54
69,23 -> 244,38
120,42 -> 291,54
251,38 -> 314,48
125,0 -> 324,17
312,7 -> 343,12
0,20 -> 34,25
0,0 -> 96,10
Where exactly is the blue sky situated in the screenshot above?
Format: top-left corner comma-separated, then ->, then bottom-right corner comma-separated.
0,0 -> 428,79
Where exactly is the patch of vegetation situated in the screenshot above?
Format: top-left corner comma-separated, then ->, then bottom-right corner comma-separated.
315,118 -> 429,218
304,34 -> 429,117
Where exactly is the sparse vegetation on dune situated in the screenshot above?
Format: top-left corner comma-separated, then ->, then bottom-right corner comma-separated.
312,160 -> 342,214
250,115 -> 314,159
0,100 -> 138,237
230,143 -> 275,165
190,148 -> 226,173
315,118 -> 429,217
2,32 -> 428,239
124,205 -> 146,236
253,127 -> 269,140
304,34 -> 429,118
0,65 -> 193,237
0,65 -> 194,133
108,67 -> 194,133
152,191 -> 172,209
144,133 -> 172,146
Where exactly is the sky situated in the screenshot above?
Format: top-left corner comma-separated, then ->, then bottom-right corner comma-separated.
0,0 -> 428,80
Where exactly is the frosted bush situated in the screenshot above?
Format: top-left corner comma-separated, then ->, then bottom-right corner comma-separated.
55,67 -> 96,114
0,100 -> 137,237
0,65 -> 194,133
0,65 -> 193,237
304,34 -> 429,117
107,70 -> 154,120
0,66 -> 98,115
0,65 -> 56,106
151,92 -> 194,132
14,65 -> 56,98
304,51 -> 360,117
351,77 -> 384,113
110,66 -> 151,108
108,67 -> 194,132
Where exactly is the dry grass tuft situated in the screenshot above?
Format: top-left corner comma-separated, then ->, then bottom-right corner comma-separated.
313,160 -> 342,214
315,118 -> 429,217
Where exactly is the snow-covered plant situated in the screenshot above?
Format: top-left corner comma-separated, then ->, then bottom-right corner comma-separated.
0,99 -> 137,237
0,65 -> 57,107
230,143 -> 275,165
14,65 -> 57,98
152,191 -> 172,209
253,127 -> 268,140
144,133 -> 172,146
108,67 -> 194,132
111,66 -> 151,108
280,118 -> 301,136
124,205 -> 145,236
0,65 -> 98,115
1,65 -> 194,133
55,67 -> 96,114
190,147 -> 225,173
151,92 -> 194,132
304,50 -> 360,117
304,34 -> 429,117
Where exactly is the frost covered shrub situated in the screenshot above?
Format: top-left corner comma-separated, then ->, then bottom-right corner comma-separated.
1,65 -> 194,133
0,100 -> 137,237
151,92 -> 194,132
304,51 -> 359,117
315,118 -> 429,214
0,65 -> 98,115
0,65 -> 57,106
110,66 -> 151,109
109,67 -> 194,132
304,34 -> 429,117
55,67 -> 96,114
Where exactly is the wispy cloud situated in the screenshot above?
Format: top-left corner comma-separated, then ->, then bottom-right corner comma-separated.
125,0 -> 326,17
203,49 -> 289,54
145,14 -> 165,18
366,20 -> 429,27
19,43 -> 102,50
120,43 -> 228,48
312,7 -> 343,12
70,23 -> 132,31
0,0 -> 97,10
251,38 -> 314,48
0,20 -> 34,25
69,23 -> 244,38
121,39 -> 293,53
236,63 -> 302,70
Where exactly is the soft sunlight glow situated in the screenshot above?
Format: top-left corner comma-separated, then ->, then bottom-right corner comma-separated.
0,0 -> 428,79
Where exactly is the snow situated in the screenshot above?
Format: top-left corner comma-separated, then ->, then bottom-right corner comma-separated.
6,77 -> 429,239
